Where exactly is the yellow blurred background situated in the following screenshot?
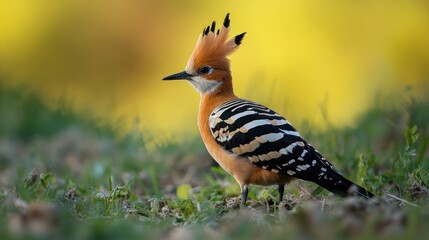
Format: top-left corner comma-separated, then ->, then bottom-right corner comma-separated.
1,0 -> 428,141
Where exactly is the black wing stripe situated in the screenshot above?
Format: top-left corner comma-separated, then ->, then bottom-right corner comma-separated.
221,114 -> 287,133
246,134 -> 304,158
211,99 -> 243,115
230,102 -> 271,113
230,132 -> 284,156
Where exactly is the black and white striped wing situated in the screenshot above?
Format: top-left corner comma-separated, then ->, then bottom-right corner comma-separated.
209,99 -> 339,182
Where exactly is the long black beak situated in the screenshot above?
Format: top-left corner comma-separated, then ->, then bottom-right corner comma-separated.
162,71 -> 194,80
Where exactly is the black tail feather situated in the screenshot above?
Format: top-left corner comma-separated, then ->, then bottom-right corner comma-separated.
314,170 -> 374,199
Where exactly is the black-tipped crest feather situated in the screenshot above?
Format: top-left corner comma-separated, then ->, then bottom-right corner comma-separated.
204,26 -> 210,35
234,32 -> 246,45
223,13 -> 230,28
211,21 -> 216,32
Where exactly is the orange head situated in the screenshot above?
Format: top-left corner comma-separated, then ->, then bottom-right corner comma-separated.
163,13 -> 246,95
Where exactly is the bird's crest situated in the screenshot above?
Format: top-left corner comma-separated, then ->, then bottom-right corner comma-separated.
186,13 -> 246,71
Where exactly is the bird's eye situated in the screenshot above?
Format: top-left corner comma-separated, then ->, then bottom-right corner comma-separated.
199,66 -> 214,75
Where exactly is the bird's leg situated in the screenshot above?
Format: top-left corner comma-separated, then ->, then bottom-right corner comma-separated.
278,184 -> 285,203
241,184 -> 249,206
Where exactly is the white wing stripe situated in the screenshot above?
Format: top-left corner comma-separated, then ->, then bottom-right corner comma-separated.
226,110 -> 257,123
242,119 -> 271,131
280,129 -> 301,137
279,141 -> 305,155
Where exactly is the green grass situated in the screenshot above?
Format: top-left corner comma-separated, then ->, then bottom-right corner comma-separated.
0,85 -> 428,239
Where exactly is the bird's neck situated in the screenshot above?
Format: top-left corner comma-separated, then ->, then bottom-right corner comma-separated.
197,75 -> 237,135
200,75 -> 236,112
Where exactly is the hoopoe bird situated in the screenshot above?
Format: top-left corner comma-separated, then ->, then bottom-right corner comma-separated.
163,13 -> 374,205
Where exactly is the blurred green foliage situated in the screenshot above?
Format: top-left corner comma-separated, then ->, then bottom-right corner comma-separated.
0,85 -> 117,141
